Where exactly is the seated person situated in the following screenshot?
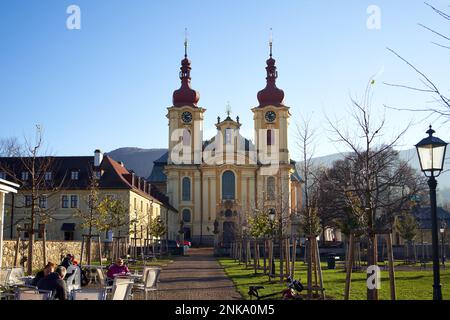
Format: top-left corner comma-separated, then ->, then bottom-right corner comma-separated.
106,258 -> 130,284
37,266 -> 68,300
60,254 -> 74,269
31,262 -> 55,287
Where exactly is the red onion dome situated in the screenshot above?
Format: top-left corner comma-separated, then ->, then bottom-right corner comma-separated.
257,56 -> 285,107
173,56 -> 200,107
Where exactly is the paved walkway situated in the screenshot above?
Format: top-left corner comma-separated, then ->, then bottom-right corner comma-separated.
154,247 -> 241,300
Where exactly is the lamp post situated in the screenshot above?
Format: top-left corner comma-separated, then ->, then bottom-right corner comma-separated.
440,221 -> 446,267
269,209 -> 276,276
416,125 -> 448,300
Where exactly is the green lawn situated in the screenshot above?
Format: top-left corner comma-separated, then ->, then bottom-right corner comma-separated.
218,258 -> 450,300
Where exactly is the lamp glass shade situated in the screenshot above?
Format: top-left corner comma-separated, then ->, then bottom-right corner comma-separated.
417,144 -> 446,172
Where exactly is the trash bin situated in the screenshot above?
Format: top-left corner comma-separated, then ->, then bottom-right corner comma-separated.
327,255 -> 338,269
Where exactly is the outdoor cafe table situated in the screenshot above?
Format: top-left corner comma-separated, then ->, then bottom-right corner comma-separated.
113,273 -> 143,282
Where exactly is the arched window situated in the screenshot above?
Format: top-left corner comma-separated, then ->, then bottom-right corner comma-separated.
267,176 -> 275,200
225,128 -> 233,145
182,177 -> 191,201
222,170 -> 235,200
183,129 -> 191,146
267,129 -> 274,146
182,209 -> 191,223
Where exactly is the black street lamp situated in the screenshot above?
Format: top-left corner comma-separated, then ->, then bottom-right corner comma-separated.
416,125 -> 448,300
269,209 -> 276,276
440,221 -> 446,267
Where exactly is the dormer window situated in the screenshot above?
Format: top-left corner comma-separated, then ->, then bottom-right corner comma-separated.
44,172 -> 52,181
21,171 -> 29,181
71,171 -> 79,180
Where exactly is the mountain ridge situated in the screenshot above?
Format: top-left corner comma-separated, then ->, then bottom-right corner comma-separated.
107,147 -> 450,203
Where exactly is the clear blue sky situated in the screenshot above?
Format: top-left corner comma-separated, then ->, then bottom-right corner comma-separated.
0,0 -> 449,159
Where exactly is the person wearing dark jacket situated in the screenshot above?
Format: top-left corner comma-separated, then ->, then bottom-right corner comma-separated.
31,262 -> 55,287
37,266 -> 68,300
60,254 -> 74,269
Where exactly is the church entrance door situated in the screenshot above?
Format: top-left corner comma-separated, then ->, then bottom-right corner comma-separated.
223,222 -> 236,246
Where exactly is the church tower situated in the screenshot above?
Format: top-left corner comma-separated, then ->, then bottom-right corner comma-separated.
252,40 -> 293,227
252,41 -> 290,164
166,41 -> 205,243
167,40 -> 205,165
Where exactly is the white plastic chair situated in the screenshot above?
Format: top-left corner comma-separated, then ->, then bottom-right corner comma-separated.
133,267 -> 161,300
110,277 -> 134,300
95,268 -> 106,286
15,288 -> 52,300
8,268 -> 25,286
66,266 -> 81,293
71,289 -> 106,300
0,269 -> 11,288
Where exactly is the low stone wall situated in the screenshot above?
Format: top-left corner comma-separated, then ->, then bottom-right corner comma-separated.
2,240 -> 101,270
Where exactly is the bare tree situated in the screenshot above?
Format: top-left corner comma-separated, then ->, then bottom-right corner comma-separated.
326,81 -> 423,300
296,115 -> 324,298
0,126 -> 65,274
385,2 -> 450,130
0,137 -> 22,157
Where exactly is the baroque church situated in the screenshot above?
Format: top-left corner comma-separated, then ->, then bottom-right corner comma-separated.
149,42 -> 303,246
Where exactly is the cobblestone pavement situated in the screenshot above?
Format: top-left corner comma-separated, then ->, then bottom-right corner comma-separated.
139,247 -> 242,300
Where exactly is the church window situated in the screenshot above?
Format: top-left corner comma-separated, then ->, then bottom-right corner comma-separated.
182,209 -> 191,223
222,170 -> 235,200
182,177 -> 191,201
183,129 -> 191,146
267,129 -> 274,146
225,129 -> 233,145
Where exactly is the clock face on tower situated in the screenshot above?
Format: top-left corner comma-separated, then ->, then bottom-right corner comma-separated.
181,111 -> 193,124
265,111 -> 276,123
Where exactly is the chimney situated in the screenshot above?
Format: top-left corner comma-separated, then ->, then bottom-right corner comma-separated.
137,176 -> 141,190
118,161 -> 125,167
94,149 -> 103,167
129,171 -> 135,187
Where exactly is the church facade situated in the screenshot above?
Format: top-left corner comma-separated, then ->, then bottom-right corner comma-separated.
149,45 -> 303,246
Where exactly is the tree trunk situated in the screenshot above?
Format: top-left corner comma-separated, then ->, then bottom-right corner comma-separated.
366,233 -> 379,300
253,240 -> 257,274
279,237 -> 284,282
13,230 -> 20,267
386,233 -> 396,300
42,228 -> 47,266
315,237 -> 325,300
285,238 -> 290,277
263,240 -> 267,274
291,238 -> 297,277
344,234 -> 355,300
87,236 -> 92,266
98,236 -> 103,267
27,231 -> 34,275
307,238 -> 313,298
